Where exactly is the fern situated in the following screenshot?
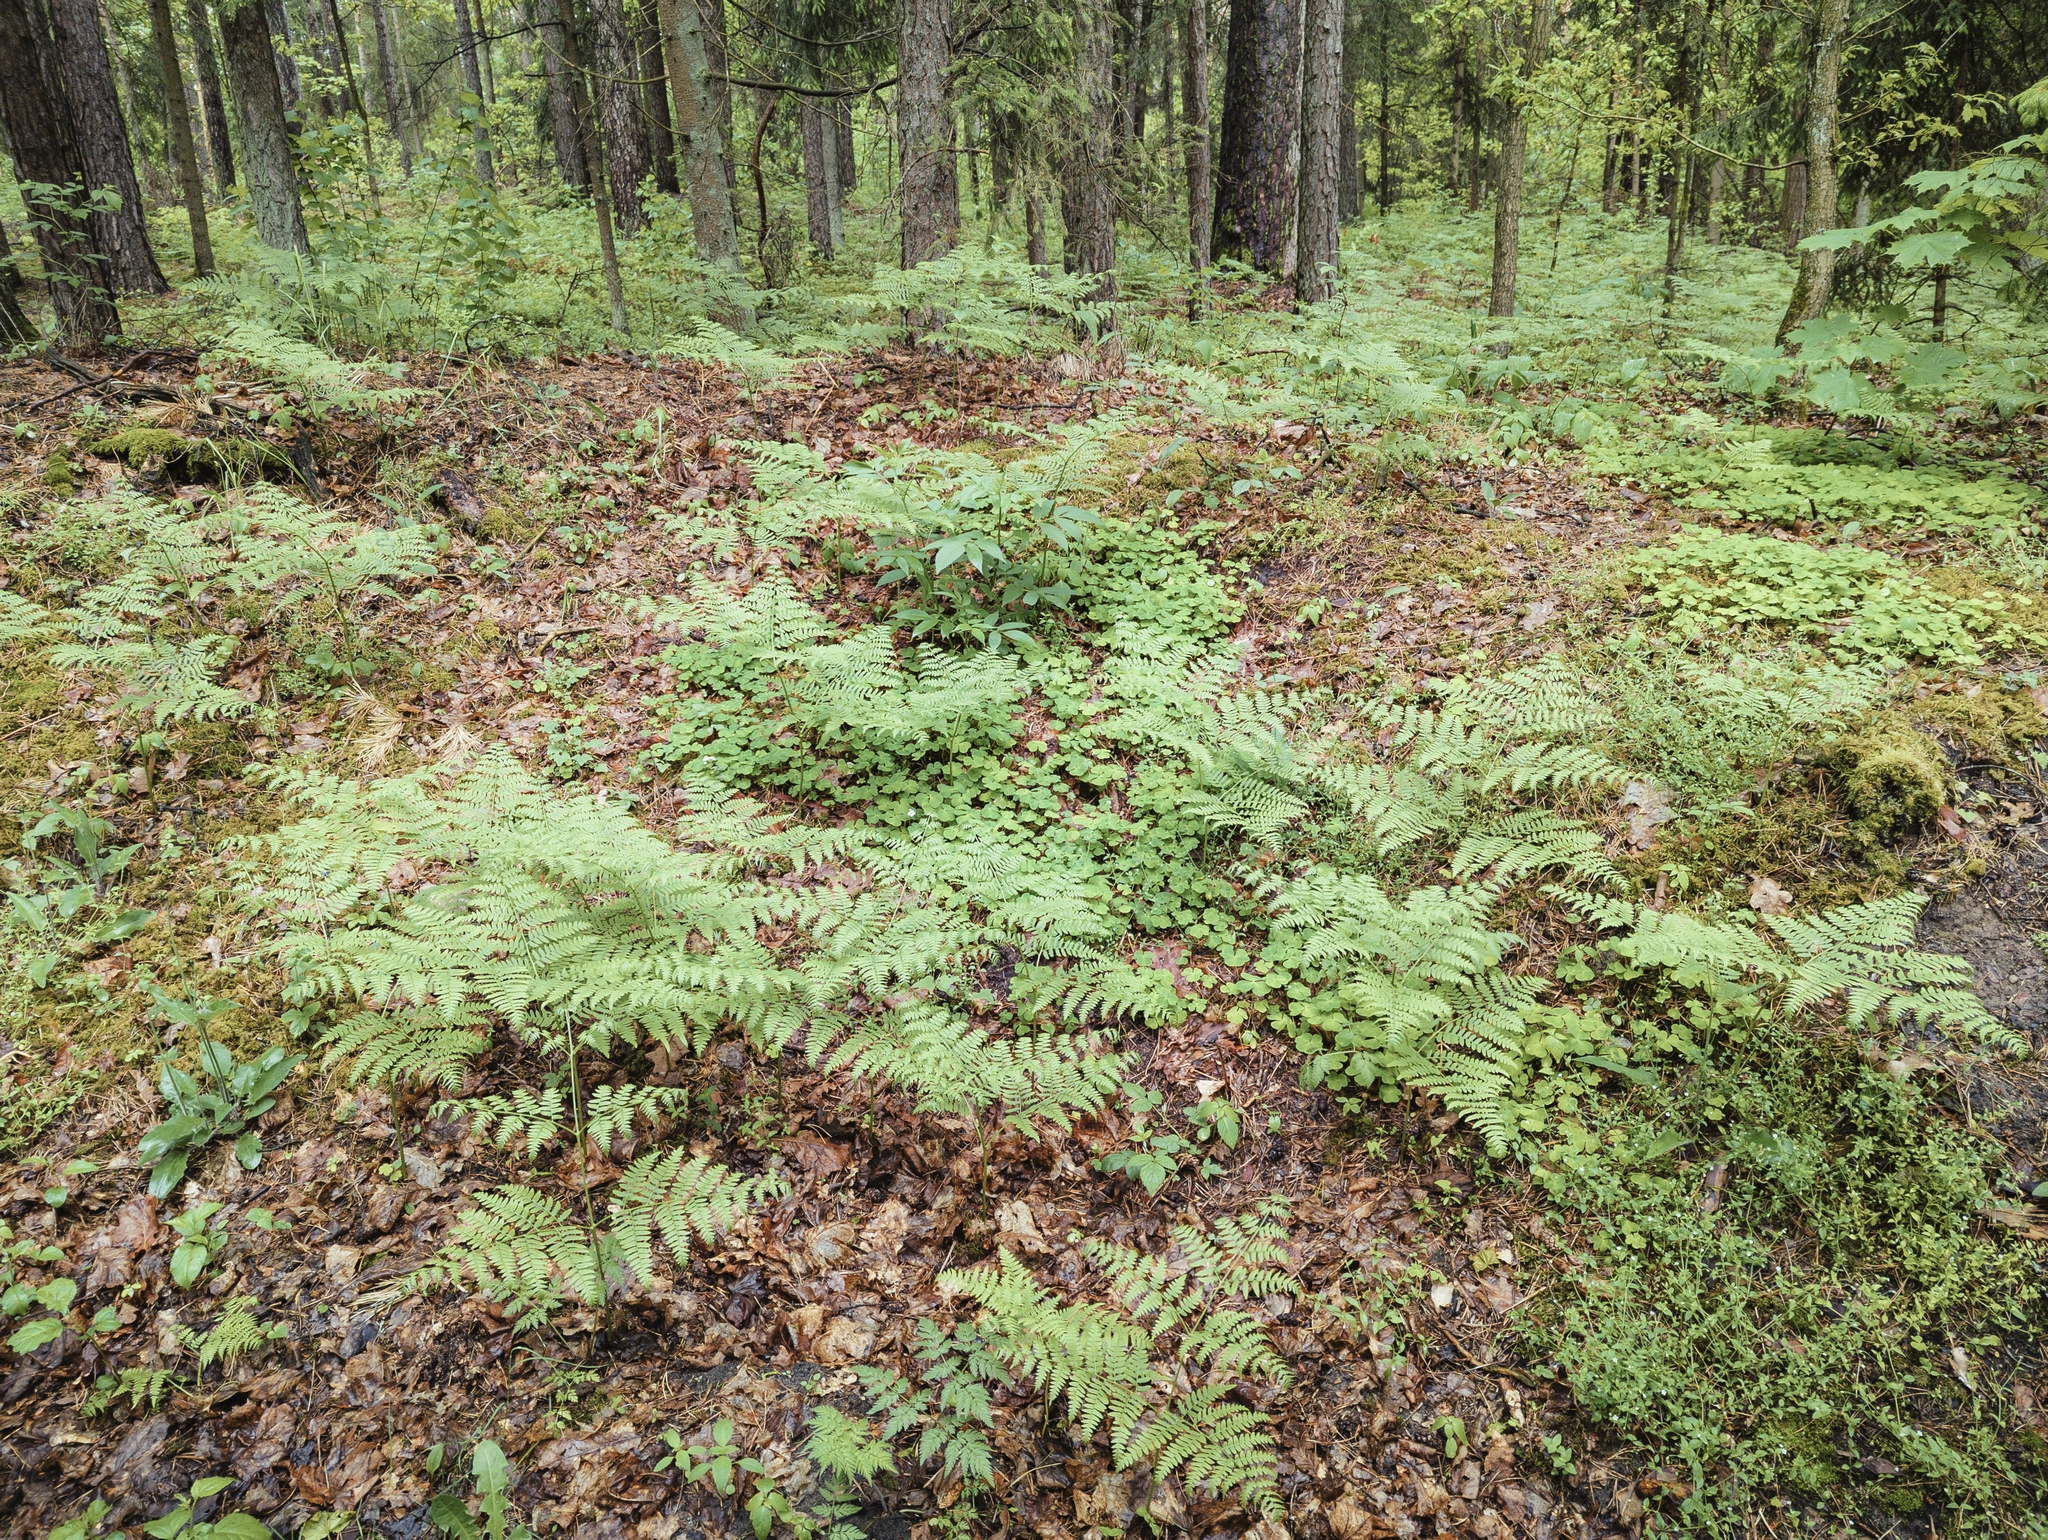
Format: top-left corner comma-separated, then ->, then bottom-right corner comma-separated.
80,1366 -> 177,1417
178,1295 -> 286,1370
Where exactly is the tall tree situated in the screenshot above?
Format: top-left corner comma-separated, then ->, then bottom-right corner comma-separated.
1212,0 -> 1302,273
0,0 -> 124,346
1776,0 -> 1851,341
551,0 -> 628,330
656,0 -> 741,271
263,0 -> 298,110
1064,0 -> 1117,302
186,0 -> 236,193
1337,0 -> 1364,220
218,0 -> 310,252
531,0 -> 587,184
639,3 -> 679,195
1486,0 -> 1554,321
801,94 -> 844,258
1180,0 -> 1211,267
148,0 -> 215,274
50,0 -> 168,292
700,0 -> 733,185
452,0 -> 495,181
370,0 -> 413,175
1296,0 -> 1342,300
897,0 -> 958,266
590,0 -> 650,228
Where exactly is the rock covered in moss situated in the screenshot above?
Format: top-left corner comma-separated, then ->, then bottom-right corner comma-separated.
84,428 -> 292,477
1812,729 -> 1948,841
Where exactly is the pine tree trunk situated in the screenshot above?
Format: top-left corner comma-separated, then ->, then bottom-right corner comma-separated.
1775,0 -> 1849,343
699,0 -> 733,187
1212,0 -> 1301,273
1295,0 -> 1341,301
655,0 -> 741,273
1124,0 -> 1151,149
1487,0 -> 1552,321
549,0 -> 628,330
532,0 -> 584,184
452,0 -> 494,181
185,0 -> 236,193
219,0 -> 309,252
0,0 -> 124,346
589,0 -> 648,229
1025,185 -> 1047,267
262,0 -> 298,111
1180,0 -> 1210,268
474,0 -> 496,103
1064,0 -> 1116,307
300,0 -> 344,119
371,0 -> 413,175
0,217 -> 35,345
800,95 -> 842,258
639,4 -> 678,194
834,94 -> 855,200
50,0 -> 168,293
1465,35 -> 1483,211
1337,0 -> 1363,221
897,0 -> 958,267
148,0 -> 214,274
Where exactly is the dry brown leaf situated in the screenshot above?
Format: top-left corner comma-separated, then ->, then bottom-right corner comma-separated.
1747,876 -> 1793,916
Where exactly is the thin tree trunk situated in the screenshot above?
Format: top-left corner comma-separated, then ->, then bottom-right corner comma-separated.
452,0 -> 494,181
300,0 -> 343,118
1775,0 -> 1847,342
1465,30 -> 1483,211
1375,3 -> 1389,211
589,0 -> 648,228
1125,0 -> 1151,149
370,0 -> 413,175
1337,0 -> 1363,220
1662,0 -> 1702,300
474,0 -> 496,103
50,0 -> 168,293
1181,0 -> 1210,267
1025,184 -> 1047,267
186,0 -> 235,194
800,94 -> 841,257
655,0 -> 741,274
1067,0 -> 1117,314
533,0 -> 584,184
0,0 -> 124,345
1704,10 -> 1728,242
835,91 -> 855,200
639,2 -> 678,194
1450,39 -> 1464,196
1212,0 -> 1302,272
323,0 -> 381,208
219,0 -> 309,252
550,0 -> 628,329
898,0 -> 958,266
699,0 -> 733,187
1487,0 -> 1552,321
149,0 -> 214,275
263,0 -> 298,111
1295,0 -> 1340,300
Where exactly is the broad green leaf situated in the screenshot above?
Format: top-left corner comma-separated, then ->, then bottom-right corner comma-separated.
197,1042 -> 235,1081
88,908 -> 156,942
35,1278 -> 77,1314
170,1240 -> 209,1289
143,1507 -> 194,1540
1898,343 -> 1968,394
1805,366 -> 1868,418
1891,229 -> 1972,268
205,1516 -> 270,1540
190,1479 -> 235,1501
7,1317 -> 65,1353
138,1114 -> 211,1165
147,1152 -> 190,1201
234,1133 -> 262,1170
428,1494 -> 478,1540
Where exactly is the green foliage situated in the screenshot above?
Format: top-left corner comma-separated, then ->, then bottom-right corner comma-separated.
177,1296 -> 288,1370
1632,529 -> 2041,666
141,1476 -> 270,1540
136,1003 -> 301,1199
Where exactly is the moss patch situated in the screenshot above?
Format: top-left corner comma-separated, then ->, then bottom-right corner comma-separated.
1812,727 -> 1948,844
84,428 -> 294,478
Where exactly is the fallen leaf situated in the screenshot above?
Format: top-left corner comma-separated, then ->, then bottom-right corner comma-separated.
324,1244 -> 362,1280
1620,780 -> 1678,850
1326,1496 -> 1372,1540
402,1149 -> 445,1190
1936,805 -> 1967,841
1429,1282 -> 1455,1308
1747,876 -> 1793,916
780,1133 -> 850,1174
1518,598 -> 1557,632
995,1198 -> 1048,1254
815,1314 -> 878,1364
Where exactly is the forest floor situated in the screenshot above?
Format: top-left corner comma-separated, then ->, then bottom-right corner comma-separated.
1,301 -> 2045,1540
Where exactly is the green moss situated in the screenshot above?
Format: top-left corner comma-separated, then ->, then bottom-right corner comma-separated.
1812,727 -> 1947,842
42,450 -> 75,493
84,429 -> 293,478
1909,687 -> 2048,761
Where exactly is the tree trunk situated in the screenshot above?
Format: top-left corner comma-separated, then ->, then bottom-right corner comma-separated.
589,0 -> 648,229
474,0 -> 497,103
300,0 -> 344,119
50,0 -> 168,293
0,0 -> 124,346
1124,0 -> 1151,149
218,0 -> 309,252
1486,0 -> 1551,320
1464,29 -> 1483,211
533,0 -> 584,184
262,0 -> 298,111
897,0 -> 958,267
1025,185 -> 1047,267
148,0 -> 214,275
639,3 -> 678,194
1212,0 -> 1301,273
1449,37 -> 1463,196
1775,0 -> 1849,343
0,218 -> 35,345
323,0 -> 382,205
186,0 -> 236,193
1375,11 -> 1389,212
370,0 -> 413,175
550,0 -> 628,329
452,0 -> 494,181
1063,0 -> 1117,317
1180,0 -> 1210,267
800,94 -> 842,258
699,0 -> 733,187
1704,14 -> 1728,242
656,0 -> 741,273
1337,0 -> 1363,220
835,93 -> 855,200
1295,0 -> 1340,300
1662,0 -> 1702,298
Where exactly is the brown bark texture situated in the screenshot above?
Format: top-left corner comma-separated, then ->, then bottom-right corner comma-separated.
1063,0 -> 1118,303
452,0 -> 495,182
897,0 -> 958,267
640,4 -> 679,195
1487,0 -> 1553,320
50,0 -> 167,292
371,0 -> 414,175
218,0 -> 309,252
656,0 -> 741,274
1212,0 -> 1301,273
590,0 -> 650,229
148,0 -> 215,274
1180,0 -> 1211,267
800,94 -> 842,257
186,0 -> 236,193
1295,0 -> 1342,300
1776,0 -> 1851,343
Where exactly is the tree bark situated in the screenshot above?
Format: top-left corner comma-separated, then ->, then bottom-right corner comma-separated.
474,0 -> 497,103
148,0 -> 214,275
1295,0 -> 1340,300
639,2 -> 678,194
1487,0 -> 1552,321
1025,185 -> 1047,267
50,0 -> 168,293
0,218 -> 36,346
218,0 -> 309,252
186,0 -> 236,193
589,0 -> 648,228
699,0 -> 733,187
800,95 -> 842,258
370,0 -> 413,175
1063,0 -> 1117,306
452,0 -> 494,181
656,0 -> 741,273
531,0 -> 584,184
897,0 -> 958,267
550,0 -> 628,330
1212,0 -> 1301,273
1337,0 -> 1363,220
0,0 -> 124,346
262,0 -> 298,111
1180,0 -> 1211,267
1124,0 -> 1151,149
835,93 -> 855,200
1775,0 -> 1850,343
